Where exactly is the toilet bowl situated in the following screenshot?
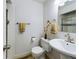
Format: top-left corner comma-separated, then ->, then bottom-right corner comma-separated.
32,46 -> 45,59
31,37 -> 50,59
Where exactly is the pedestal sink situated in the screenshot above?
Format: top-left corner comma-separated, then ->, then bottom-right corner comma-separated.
49,39 -> 76,57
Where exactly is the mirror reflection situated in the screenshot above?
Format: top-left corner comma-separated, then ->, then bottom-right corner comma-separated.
58,0 -> 76,33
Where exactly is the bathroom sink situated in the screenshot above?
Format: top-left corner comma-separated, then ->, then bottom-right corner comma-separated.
49,39 -> 76,57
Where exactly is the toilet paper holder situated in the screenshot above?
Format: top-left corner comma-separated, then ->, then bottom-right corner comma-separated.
31,37 -> 36,42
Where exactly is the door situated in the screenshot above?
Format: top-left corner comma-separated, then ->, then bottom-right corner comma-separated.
3,2 -> 15,59
3,8 -> 10,59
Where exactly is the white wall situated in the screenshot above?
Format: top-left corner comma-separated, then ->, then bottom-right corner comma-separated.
43,0 -> 59,26
11,0 -> 44,57
43,0 -> 59,39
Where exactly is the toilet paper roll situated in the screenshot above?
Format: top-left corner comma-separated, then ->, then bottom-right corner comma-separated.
31,37 -> 37,42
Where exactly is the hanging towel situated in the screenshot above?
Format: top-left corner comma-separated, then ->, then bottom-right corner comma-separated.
46,21 -> 59,35
50,22 -> 59,34
19,23 -> 26,33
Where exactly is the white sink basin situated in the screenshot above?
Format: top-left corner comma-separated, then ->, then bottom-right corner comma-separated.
49,39 -> 76,57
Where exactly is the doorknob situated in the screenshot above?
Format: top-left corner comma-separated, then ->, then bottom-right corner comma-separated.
3,45 -> 11,51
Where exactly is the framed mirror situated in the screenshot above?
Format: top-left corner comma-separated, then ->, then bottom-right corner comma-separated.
58,0 -> 76,33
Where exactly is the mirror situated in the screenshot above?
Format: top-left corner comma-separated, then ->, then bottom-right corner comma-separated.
58,0 -> 76,33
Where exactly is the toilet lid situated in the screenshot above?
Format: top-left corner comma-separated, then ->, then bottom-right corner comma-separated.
32,46 -> 44,54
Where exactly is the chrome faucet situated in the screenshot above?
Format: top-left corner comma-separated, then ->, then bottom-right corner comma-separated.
65,33 -> 74,43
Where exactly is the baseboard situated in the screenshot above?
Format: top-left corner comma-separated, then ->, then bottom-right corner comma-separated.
14,52 -> 32,59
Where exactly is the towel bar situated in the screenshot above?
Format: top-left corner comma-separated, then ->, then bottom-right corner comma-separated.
16,22 -> 30,25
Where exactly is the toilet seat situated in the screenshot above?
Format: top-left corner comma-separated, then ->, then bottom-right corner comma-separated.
32,46 -> 44,55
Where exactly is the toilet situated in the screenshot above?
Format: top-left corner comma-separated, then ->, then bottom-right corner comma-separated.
32,46 -> 45,59
32,37 -> 50,59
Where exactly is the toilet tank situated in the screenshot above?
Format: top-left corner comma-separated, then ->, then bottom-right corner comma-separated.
40,38 -> 51,52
